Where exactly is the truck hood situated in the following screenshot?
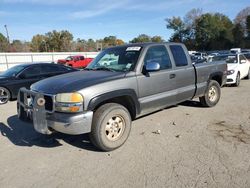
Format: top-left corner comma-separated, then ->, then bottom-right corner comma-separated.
31,70 -> 126,94
57,59 -> 67,64
227,63 -> 238,71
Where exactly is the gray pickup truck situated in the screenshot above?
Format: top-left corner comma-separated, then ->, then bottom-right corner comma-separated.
18,43 -> 227,151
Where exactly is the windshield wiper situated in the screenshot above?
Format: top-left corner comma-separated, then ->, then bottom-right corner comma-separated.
83,68 -> 94,71
94,67 -> 116,72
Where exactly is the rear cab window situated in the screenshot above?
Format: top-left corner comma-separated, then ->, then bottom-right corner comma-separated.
169,45 -> 188,67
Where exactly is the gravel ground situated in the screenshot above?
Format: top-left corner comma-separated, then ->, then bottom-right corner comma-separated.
0,80 -> 250,188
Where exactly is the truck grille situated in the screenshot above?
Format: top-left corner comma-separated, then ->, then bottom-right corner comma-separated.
18,88 -> 54,113
44,95 -> 54,112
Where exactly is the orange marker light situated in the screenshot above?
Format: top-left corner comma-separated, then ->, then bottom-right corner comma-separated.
71,93 -> 83,103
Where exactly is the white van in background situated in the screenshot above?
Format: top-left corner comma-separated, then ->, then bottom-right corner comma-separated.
230,48 -> 241,53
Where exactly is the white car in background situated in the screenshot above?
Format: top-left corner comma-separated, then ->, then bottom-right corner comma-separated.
98,56 -> 118,66
212,53 -> 250,86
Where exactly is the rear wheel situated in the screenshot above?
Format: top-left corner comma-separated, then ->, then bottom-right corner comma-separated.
90,103 -> 132,151
234,73 -> 240,87
199,80 -> 221,107
245,68 -> 250,79
0,87 -> 10,105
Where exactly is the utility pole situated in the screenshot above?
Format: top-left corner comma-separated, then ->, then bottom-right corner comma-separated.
4,25 -> 10,43
4,25 -> 10,52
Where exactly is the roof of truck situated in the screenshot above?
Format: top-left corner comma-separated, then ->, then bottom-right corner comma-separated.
122,42 -> 181,47
105,42 -> 183,51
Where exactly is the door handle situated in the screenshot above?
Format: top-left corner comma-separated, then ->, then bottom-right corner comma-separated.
169,74 -> 176,79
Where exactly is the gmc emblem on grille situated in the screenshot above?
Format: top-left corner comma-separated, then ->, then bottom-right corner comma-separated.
37,98 -> 46,106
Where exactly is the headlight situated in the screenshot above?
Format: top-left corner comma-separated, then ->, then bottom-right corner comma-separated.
55,93 -> 84,113
227,70 -> 235,75
56,93 -> 83,103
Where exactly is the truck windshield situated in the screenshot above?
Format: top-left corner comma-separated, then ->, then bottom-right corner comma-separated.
87,46 -> 142,72
66,56 -> 73,60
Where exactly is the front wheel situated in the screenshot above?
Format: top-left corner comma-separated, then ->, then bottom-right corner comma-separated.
0,87 -> 10,105
234,73 -> 240,87
89,103 -> 132,151
199,80 -> 221,107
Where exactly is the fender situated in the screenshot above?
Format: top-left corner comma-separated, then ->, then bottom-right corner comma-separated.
87,89 -> 141,116
208,71 -> 224,86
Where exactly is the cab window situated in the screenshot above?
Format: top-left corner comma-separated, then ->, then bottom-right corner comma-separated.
170,45 -> 188,67
144,45 -> 172,70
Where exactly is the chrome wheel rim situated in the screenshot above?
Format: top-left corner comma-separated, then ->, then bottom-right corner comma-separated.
105,115 -> 125,141
0,88 -> 9,104
208,86 -> 217,102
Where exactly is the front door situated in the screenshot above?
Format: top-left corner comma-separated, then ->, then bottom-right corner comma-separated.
13,65 -> 42,97
239,55 -> 249,78
137,45 -> 177,115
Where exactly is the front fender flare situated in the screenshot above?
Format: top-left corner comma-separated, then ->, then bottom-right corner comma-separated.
87,89 -> 141,116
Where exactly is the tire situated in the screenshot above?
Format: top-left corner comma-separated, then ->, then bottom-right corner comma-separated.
0,87 -> 10,105
245,68 -> 250,80
199,80 -> 221,107
89,103 -> 132,151
17,102 -> 30,121
234,73 -> 240,87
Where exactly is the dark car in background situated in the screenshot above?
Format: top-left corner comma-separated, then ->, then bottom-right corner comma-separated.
0,63 -> 78,104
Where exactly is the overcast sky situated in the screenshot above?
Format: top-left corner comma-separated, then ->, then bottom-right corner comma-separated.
0,0 -> 249,42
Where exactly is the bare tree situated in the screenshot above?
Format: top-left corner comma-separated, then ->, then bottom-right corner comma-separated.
234,6 -> 250,35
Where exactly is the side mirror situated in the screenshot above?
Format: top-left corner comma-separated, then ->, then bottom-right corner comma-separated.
145,62 -> 160,72
240,59 -> 246,64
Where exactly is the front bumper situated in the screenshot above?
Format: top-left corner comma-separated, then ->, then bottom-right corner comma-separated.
18,88 -> 93,135
226,73 -> 237,84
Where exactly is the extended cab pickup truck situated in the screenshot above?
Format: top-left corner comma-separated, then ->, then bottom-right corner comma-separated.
57,55 -> 93,68
18,43 -> 227,151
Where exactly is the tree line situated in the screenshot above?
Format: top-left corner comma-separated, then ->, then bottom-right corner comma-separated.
166,7 -> 250,50
0,6 -> 249,52
0,31 -> 164,52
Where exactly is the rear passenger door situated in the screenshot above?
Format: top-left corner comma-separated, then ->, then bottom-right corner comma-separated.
137,45 -> 178,114
169,45 -> 196,103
